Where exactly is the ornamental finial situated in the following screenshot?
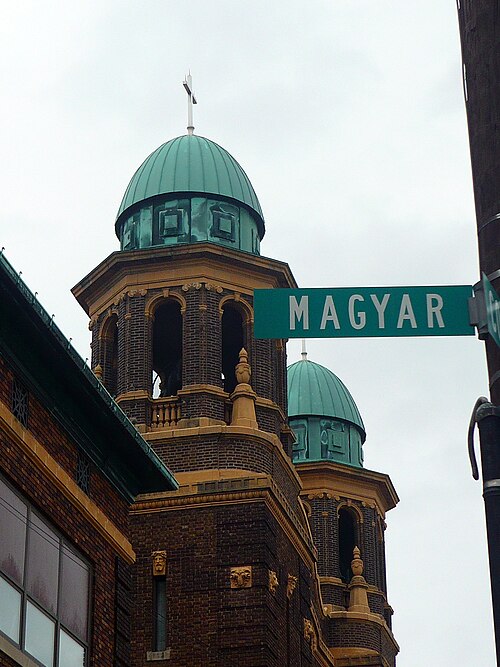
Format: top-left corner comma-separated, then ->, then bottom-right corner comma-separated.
351,546 -> 363,577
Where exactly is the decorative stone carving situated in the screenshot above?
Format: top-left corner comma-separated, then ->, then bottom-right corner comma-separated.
93,364 -> 103,380
230,349 -> 258,429
307,491 -> 333,500
125,288 -> 147,297
348,546 -> 370,613
351,546 -> 363,576
182,282 -> 202,291
287,574 -> 298,599
235,348 -> 251,385
303,618 -> 317,649
204,282 -> 223,293
152,550 -> 167,577
114,292 -> 126,305
230,566 -> 252,589
268,570 -> 279,594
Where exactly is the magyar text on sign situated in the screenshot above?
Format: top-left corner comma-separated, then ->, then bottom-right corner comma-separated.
253,286 -> 474,339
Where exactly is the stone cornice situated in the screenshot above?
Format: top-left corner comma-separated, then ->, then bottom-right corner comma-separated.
72,243 -> 297,317
297,461 -> 398,517
132,474 -> 316,567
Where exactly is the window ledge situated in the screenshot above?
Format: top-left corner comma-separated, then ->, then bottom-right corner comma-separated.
146,648 -> 171,661
0,634 -> 40,667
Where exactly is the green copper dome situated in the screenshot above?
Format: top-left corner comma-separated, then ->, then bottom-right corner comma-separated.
287,358 -> 365,467
115,135 -> 265,255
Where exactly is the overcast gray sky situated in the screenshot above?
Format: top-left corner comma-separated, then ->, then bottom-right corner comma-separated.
1,1 -> 494,664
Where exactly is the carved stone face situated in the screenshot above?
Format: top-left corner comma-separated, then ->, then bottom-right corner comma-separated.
268,570 -> 279,594
230,566 -> 252,589
303,618 -> 317,649
152,550 -> 167,577
287,574 -> 298,598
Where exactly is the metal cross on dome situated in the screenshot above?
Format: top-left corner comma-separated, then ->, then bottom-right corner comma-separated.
183,72 -> 197,135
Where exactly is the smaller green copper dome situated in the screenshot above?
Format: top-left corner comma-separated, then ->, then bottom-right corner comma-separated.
288,358 -> 365,468
288,359 -> 365,435
116,134 -> 264,240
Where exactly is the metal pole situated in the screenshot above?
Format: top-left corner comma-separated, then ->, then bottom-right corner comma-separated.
458,3 -> 500,662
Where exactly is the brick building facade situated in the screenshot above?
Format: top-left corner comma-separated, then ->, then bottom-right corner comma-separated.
0,253 -> 177,667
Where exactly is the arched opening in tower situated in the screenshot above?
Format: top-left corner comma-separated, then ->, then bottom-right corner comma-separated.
222,304 -> 244,394
338,507 -> 358,583
102,314 -> 118,397
152,301 -> 183,397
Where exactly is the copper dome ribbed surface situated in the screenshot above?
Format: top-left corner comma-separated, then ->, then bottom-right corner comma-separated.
287,359 -> 365,438
116,134 -> 264,235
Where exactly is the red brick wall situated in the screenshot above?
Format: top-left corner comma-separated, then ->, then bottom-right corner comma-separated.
0,354 -> 133,666
0,354 -> 129,535
130,499 -> 323,667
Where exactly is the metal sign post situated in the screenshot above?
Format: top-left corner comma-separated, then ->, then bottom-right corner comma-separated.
484,273 -> 500,349
458,1 -> 500,657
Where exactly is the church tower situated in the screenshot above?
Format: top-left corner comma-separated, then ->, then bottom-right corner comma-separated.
73,116 -> 398,665
288,356 -> 399,665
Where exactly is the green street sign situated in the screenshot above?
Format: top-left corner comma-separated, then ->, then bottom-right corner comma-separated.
254,286 -> 474,339
483,273 -> 500,347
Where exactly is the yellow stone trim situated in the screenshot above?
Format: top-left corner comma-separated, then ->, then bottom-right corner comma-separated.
297,461 -> 398,516
145,290 -> 187,318
337,500 -> 364,523
116,390 -> 150,402
73,243 -> 296,318
325,610 -> 399,652
330,647 -> 381,664
330,648 -> 378,657
218,294 -> 254,323
319,576 -> 344,585
174,469 -> 267,485
98,308 -> 119,341
308,605 -> 337,666
0,633 -> 40,666
143,423 -> 303,489
132,476 -> 315,568
0,400 -> 135,564
175,383 -> 286,420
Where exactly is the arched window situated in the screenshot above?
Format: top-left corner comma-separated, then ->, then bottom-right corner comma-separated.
102,315 -> 118,397
152,301 -> 183,397
338,507 -> 358,583
221,304 -> 244,393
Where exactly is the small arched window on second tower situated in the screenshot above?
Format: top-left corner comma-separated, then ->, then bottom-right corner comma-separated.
338,506 -> 359,583
152,300 -> 183,398
222,303 -> 245,394
102,314 -> 118,397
